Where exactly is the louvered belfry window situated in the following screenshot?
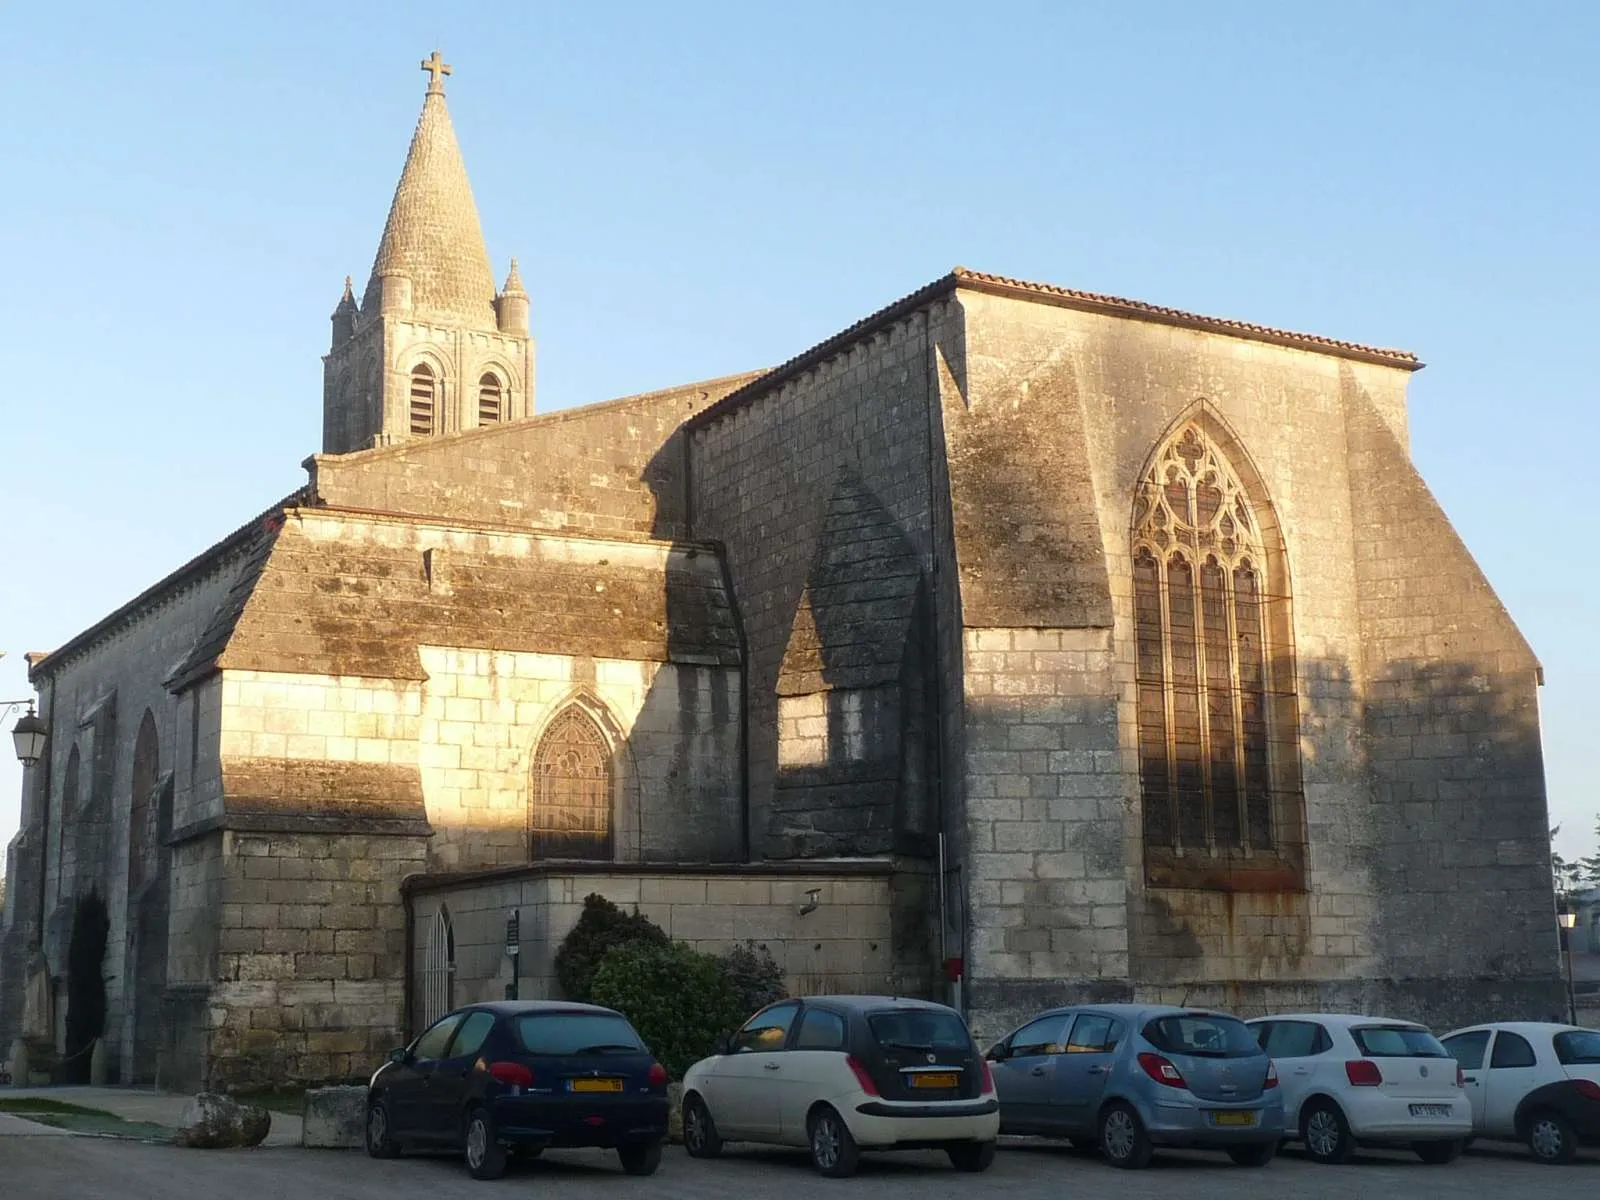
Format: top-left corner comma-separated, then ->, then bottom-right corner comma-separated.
1133,424 -> 1294,858
478,372 -> 503,425
409,363 -> 438,436
530,706 -> 614,860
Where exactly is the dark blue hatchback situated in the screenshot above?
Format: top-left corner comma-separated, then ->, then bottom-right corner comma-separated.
366,1000 -> 670,1179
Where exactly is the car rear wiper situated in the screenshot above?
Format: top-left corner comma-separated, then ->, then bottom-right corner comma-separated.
570,1043 -> 642,1055
877,1040 -> 936,1052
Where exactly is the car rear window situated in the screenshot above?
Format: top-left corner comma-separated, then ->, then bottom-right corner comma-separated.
513,1012 -> 646,1055
1352,1025 -> 1448,1058
1554,1030 -> 1600,1065
867,1009 -> 972,1051
1143,1014 -> 1259,1058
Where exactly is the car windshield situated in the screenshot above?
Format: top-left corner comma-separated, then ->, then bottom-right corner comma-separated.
1554,1030 -> 1600,1065
867,1009 -> 971,1051
1352,1025 -> 1448,1058
513,1013 -> 646,1055
1143,1013 -> 1259,1058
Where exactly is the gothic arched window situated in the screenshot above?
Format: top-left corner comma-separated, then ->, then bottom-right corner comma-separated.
530,706 -> 614,861
128,710 -> 159,890
1132,423 -> 1302,873
477,372 -> 504,425
409,363 -> 438,436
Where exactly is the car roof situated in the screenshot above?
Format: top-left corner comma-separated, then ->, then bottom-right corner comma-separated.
1032,1003 -> 1223,1020
794,995 -> 958,1014
1441,1021 -> 1591,1038
457,1000 -> 622,1017
1245,1013 -> 1427,1029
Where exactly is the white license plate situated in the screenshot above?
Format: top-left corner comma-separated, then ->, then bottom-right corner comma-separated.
1409,1104 -> 1453,1118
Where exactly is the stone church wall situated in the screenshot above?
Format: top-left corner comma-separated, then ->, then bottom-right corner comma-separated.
406,866 -> 905,1034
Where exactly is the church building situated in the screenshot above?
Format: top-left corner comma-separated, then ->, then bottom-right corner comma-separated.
0,55 -> 1561,1090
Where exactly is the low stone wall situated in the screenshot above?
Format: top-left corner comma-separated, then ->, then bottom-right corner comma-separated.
406,862 -> 923,1032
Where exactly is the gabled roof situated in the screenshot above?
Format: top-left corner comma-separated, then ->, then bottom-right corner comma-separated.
687,267 -> 1422,432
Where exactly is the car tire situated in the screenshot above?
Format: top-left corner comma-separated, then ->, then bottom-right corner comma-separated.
1413,1138 -> 1464,1165
1526,1110 -> 1579,1165
365,1097 -> 401,1159
683,1094 -> 724,1159
1099,1102 -> 1154,1170
1301,1099 -> 1354,1165
618,1140 -> 663,1176
1227,1141 -> 1277,1167
946,1141 -> 997,1172
808,1105 -> 860,1178
463,1106 -> 508,1181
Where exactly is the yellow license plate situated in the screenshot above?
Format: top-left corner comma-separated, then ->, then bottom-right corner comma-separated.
571,1078 -> 624,1093
910,1073 -> 959,1089
1211,1111 -> 1256,1127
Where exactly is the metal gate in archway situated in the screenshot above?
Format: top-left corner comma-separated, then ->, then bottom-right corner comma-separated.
420,905 -> 455,1030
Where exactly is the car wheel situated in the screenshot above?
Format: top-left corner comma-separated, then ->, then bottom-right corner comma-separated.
365,1097 -> 401,1159
1226,1141 -> 1277,1167
1301,1099 -> 1353,1165
808,1105 -> 860,1178
1413,1138 -> 1464,1165
946,1141 -> 997,1172
1526,1110 -> 1579,1165
683,1094 -> 724,1159
1099,1102 -> 1153,1170
463,1107 -> 508,1181
618,1140 -> 663,1176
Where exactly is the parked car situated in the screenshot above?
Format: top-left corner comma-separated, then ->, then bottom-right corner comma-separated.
366,1000 -> 670,1179
985,1003 -> 1283,1169
1244,1013 -> 1470,1164
1440,1021 -> 1600,1164
680,995 -> 999,1177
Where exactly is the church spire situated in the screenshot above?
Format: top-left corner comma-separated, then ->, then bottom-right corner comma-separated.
361,51 -> 497,327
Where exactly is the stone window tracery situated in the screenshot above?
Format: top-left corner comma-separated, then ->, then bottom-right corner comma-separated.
530,706 -> 614,861
1132,424 -> 1295,861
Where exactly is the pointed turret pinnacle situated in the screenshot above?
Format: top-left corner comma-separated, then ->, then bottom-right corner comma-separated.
362,55 -> 496,327
501,257 -> 526,296
333,275 -> 358,315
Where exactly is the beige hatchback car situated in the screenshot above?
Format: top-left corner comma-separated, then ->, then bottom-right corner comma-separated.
680,996 -> 1000,1177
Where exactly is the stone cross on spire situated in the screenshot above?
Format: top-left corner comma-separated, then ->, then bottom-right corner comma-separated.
421,50 -> 451,95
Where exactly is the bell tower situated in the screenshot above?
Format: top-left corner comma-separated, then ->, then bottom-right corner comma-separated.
322,52 -> 535,454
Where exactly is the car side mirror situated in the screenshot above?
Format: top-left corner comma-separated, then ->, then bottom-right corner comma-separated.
388,1047 -> 409,1065
986,1043 -> 1008,1062
718,1034 -> 736,1057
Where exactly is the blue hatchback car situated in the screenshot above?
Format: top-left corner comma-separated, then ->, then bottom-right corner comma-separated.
366,1000 -> 670,1179
986,1003 -> 1285,1168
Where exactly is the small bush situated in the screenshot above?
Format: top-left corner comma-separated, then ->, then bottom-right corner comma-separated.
591,941 -> 747,1079
554,893 -> 669,1002
718,940 -> 786,1017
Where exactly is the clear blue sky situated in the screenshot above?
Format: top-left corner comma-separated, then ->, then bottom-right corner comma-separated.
1,2 -> 1595,862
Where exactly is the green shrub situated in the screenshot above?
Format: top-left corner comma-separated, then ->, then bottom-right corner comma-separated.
554,893 -> 669,1002
718,940 -> 786,1017
591,940 -> 747,1079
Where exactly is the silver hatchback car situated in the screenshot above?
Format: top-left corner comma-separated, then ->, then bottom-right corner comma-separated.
987,1003 -> 1285,1168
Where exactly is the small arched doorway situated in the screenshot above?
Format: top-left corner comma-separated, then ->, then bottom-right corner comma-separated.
421,905 -> 455,1030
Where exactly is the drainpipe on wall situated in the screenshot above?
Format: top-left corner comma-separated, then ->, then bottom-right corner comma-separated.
31,675 -> 55,958
401,881 -> 415,1039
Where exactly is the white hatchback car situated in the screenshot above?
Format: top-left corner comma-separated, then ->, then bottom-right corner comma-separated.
1440,1022 -> 1600,1164
681,996 -> 1000,1177
1246,1013 -> 1471,1164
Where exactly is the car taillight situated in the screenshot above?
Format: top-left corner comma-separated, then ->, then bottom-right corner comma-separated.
488,1061 -> 534,1088
1345,1060 -> 1383,1087
1574,1079 -> 1600,1101
846,1056 -> 880,1097
1136,1052 -> 1186,1088
1456,1065 -> 1466,1089
647,1062 -> 669,1087
1265,1060 -> 1279,1089
979,1058 -> 996,1095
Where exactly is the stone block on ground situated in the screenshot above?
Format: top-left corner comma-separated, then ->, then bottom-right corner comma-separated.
175,1092 -> 272,1148
301,1085 -> 368,1149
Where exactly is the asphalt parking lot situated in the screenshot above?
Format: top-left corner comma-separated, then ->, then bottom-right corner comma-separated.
2,1134 -> 1596,1200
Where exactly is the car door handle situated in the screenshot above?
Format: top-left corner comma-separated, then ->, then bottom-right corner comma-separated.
1086,1066 -> 1104,1075
1030,1067 -> 1046,1076
763,1062 -> 781,1071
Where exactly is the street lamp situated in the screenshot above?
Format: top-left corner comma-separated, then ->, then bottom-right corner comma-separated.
3,699 -> 47,766
1558,902 -> 1578,1026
